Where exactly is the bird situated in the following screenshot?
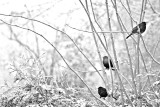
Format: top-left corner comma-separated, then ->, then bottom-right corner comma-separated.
98,87 -> 119,100
126,22 -> 146,39
98,87 -> 108,99
103,56 -> 114,70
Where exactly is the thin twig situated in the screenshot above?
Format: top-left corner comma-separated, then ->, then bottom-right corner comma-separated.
66,24 -> 129,34
141,37 -> 160,65
119,0 -> 136,23
147,0 -> 158,14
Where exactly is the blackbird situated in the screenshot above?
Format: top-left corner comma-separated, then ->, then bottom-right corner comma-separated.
98,87 -> 119,100
126,22 -> 146,39
103,56 -> 114,70
98,87 -> 108,99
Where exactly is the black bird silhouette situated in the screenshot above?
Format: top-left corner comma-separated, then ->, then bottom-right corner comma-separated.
126,22 -> 146,39
98,87 -> 108,99
98,87 -> 119,100
103,56 -> 114,70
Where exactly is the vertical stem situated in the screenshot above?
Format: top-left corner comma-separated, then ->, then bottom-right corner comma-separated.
105,0 -> 116,98
110,0 -> 138,106
89,0 -> 109,86
105,0 -> 126,107
137,0 -> 147,106
137,0 -> 147,99
105,2 -> 120,107
79,0 -> 108,89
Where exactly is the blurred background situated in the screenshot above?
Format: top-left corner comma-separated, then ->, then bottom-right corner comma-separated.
0,0 -> 160,95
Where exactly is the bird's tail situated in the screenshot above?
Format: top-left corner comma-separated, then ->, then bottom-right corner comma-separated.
126,33 -> 132,39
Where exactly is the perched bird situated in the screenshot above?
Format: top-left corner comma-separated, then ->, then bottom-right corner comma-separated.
126,22 -> 146,39
98,87 -> 108,99
103,56 -> 114,70
98,87 -> 119,100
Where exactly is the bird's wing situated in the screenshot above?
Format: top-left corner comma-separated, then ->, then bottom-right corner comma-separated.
131,26 -> 138,34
